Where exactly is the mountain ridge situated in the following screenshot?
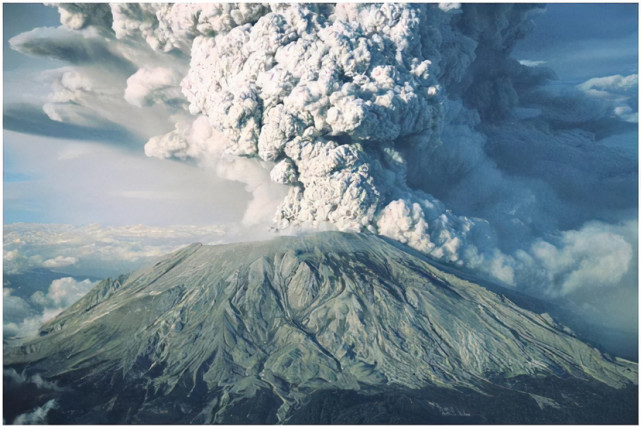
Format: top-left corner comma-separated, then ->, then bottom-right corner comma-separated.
3,231 -> 637,423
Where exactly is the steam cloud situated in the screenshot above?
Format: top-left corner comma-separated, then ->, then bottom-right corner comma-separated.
9,4 -> 638,340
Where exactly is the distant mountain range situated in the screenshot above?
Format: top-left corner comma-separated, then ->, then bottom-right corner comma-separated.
4,232 -> 637,424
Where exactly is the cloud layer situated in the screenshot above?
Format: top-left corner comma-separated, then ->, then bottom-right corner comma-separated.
3,223 -> 240,340
3,222 -> 228,277
4,278 -> 95,339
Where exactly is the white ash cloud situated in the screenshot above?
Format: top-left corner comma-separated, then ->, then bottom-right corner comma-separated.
109,3 -> 268,54
530,221 -> 634,297
10,4 -> 638,338
53,3 -> 112,32
143,115 -> 288,227
8,21 -> 185,141
124,67 -> 184,108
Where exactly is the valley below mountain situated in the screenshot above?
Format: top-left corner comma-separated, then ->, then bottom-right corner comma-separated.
3,231 -> 638,424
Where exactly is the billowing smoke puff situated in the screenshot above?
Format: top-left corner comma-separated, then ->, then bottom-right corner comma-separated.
37,3 -> 638,311
109,3 -> 501,265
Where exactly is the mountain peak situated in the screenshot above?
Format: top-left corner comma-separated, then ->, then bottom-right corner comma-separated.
4,231 -> 637,423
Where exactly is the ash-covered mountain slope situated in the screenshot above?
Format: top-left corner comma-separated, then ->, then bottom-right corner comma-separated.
4,231 -> 637,424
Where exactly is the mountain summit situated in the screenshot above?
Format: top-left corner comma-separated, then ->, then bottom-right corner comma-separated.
4,231 -> 637,423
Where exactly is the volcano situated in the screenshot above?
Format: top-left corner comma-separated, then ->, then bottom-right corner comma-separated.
3,231 -> 637,424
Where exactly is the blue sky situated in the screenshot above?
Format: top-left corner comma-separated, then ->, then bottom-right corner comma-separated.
514,3 -> 638,83
3,3 -> 60,71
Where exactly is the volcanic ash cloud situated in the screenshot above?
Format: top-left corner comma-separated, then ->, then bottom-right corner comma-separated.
137,4 -> 512,266
38,3 -> 637,310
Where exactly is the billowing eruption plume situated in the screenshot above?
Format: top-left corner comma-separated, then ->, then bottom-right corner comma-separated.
88,3 -> 542,268
16,3 -> 638,345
